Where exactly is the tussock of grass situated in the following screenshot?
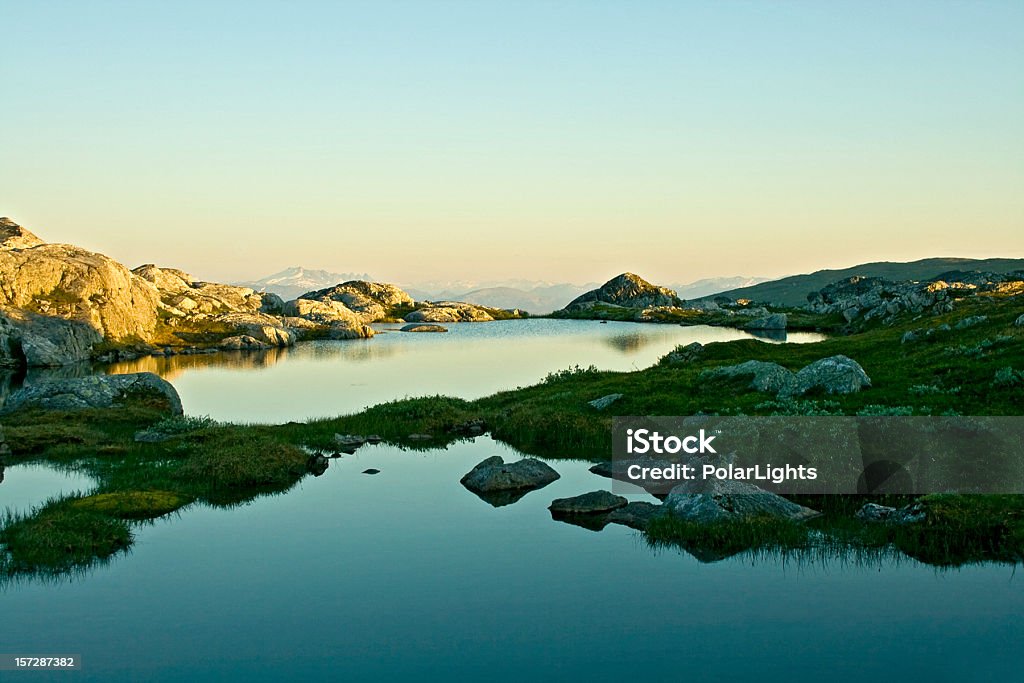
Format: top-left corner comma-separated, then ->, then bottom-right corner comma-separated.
0,498 -> 132,573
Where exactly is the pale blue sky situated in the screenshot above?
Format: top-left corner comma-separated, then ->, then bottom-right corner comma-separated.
2,1 -> 1022,284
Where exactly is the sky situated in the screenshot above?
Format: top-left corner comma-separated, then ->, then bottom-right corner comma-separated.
2,0 -> 1023,286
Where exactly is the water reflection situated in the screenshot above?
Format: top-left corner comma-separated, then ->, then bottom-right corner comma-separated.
1,320 -> 827,423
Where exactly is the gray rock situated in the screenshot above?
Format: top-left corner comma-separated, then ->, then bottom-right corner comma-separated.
704,360 -> 796,395
788,355 -> 871,396
900,330 -> 919,344
606,502 -> 663,530
662,479 -> 820,523
855,502 -> 925,525
299,281 -> 414,323
548,490 -> 628,515
1,372 -> 182,415
0,312 -> 103,367
954,315 -> 988,330
588,393 -> 623,410
400,323 -> 448,333
460,455 -> 560,493
744,313 -> 787,331
661,341 -> 704,365
1016,313 -> 1024,327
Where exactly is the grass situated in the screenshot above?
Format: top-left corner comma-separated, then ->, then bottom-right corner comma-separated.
1,289 -> 1022,575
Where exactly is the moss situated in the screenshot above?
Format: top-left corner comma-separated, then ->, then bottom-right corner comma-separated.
70,491 -> 192,520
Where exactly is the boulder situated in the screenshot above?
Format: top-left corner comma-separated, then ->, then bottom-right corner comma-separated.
789,355 -> 871,396
548,490 -> 628,515
460,455 -> 560,493
662,479 -> 820,523
1016,313 -> 1024,327
606,501 -> 662,530
744,313 -> 787,331
404,302 -> 495,323
703,360 -> 796,395
1,372 -> 182,415
563,273 -> 681,311
900,330 -> 919,344
953,315 -> 987,330
400,323 -> 448,333
661,341 -> 704,365
219,335 -> 270,350
588,393 -> 623,410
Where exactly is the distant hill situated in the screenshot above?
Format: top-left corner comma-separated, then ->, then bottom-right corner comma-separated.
703,258 -> 1024,306
236,267 -> 374,300
671,276 -> 770,299
450,283 -> 593,314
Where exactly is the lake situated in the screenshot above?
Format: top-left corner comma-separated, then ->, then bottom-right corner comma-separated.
2,440 -> 1021,682
2,320 -> 1020,681
99,319 -> 826,423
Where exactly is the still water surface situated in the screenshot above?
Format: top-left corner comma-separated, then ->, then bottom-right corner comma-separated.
2,440 -> 1021,682
102,319 -> 825,423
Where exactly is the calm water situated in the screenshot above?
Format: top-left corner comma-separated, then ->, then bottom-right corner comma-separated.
3,321 -> 1019,681
99,320 -> 825,423
2,441 -> 1021,682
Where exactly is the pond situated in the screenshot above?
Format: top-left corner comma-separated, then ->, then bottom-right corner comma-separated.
98,319 -> 826,423
1,438 -> 1020,682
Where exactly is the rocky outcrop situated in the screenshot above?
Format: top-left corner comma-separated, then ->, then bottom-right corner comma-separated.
0,217 -> 45,249
1,372 -> 182,415
563,273 -> 681,311
663,479 -> 820,523
0,219 -> 160,348
661,341 -> 704,366
404,302 -> 495,323
744,313 -> 787,331
298,281 -> 413,323
703,355 -> 871,397
281,299 -> 373,338
806,272 -> 1024,325
460,456 -> 560,493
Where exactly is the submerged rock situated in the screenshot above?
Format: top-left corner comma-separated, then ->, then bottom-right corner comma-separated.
400,323 -> 448,333
1,372 -> 182,415
662,479 -> 820,523
460,455 -> 560,493
548,490 -> 628,515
